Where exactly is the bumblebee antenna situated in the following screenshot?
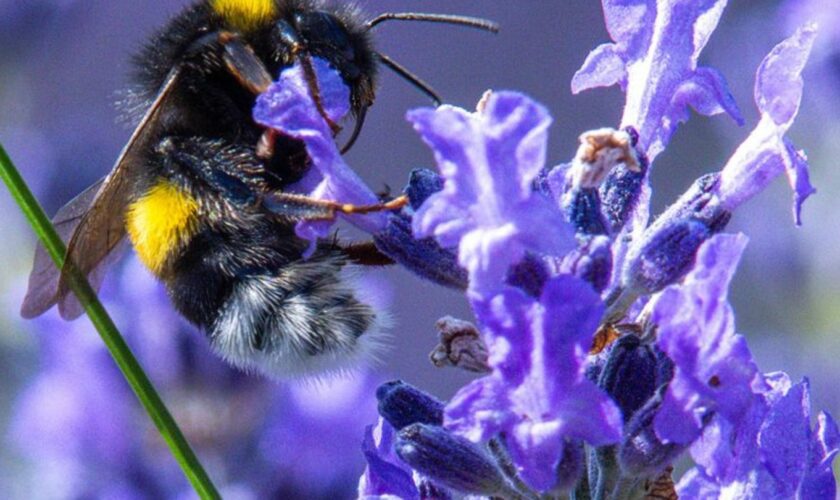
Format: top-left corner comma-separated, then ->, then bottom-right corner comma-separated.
376,52 -> 442,107
366,13 -> 500,34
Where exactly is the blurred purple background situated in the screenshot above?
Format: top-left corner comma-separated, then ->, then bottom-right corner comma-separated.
1,0 -> 839,498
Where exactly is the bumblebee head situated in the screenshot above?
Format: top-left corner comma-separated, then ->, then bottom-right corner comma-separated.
276,6 -> 378,114
210,0 -> 376,116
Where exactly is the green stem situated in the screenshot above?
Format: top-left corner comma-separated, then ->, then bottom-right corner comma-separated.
0,144 -> 220,499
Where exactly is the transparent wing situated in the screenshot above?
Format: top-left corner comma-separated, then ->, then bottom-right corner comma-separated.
21,179 -> 104,318
21,68 -> 183,320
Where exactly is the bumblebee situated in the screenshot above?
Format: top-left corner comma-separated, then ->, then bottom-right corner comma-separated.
20,0 -> 497,378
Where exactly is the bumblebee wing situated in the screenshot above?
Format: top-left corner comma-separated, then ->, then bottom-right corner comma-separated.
22,68 -> 183,320
21,179 -> 105,318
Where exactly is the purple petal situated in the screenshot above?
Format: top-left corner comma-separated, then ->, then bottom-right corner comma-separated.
408,92 -> 575,295
652,234 -> 763,444
506,423 -> 566,491
676,468 -> 721,498
784,140 -> 816,225
757,379 -> 810,496
444,376 -> 512,443
800,412 -> 840,498
674,67 -> 743,122
359,420 -> 420,499
602,0 -> 656,52
571,43 -> 627,93
755,23 -> 817,126
715,24 -> 817,223
446,277 -> 621,492
683,372 -> 840,496
253,57 -> 385,255
575,0 -> 740,160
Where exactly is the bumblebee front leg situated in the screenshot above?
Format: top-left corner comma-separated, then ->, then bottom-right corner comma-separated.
156,136 -> 271,207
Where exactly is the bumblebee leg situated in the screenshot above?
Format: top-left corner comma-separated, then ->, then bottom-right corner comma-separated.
262,191 -> 408,220
340,241 -> 394,266
156,136 -> 273,206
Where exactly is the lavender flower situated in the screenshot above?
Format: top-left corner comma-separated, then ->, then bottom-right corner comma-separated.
407,92 -> 576,296
650,234 -> 763,444
8,258 -> 382,499
347,2 -> 837,498
253,57 -> 387,255
572,0 -> 743,161
679,374 -> 840,498
445,277 -> 622,492
714,23 -> 817,224
7,1 -> 838,498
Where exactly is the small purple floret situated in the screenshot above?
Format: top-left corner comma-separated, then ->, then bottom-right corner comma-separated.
679,374 -> 840,497
573,0 -> 743,160
408,92 -> 576,296
253,57 -> 386,255
359,419 -> 420,499
651,233 -> 764,445
444,276 -> 622,492
715,24 -> 817,224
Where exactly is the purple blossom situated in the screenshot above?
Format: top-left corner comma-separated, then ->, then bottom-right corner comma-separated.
651,233 -> 764,445
358,419 -> 419,499
253,57 -> 386,255
408,92 -> 576,296
714,24 -> 817,224
444,276 -> 622,492
679,374 -> 840,498
572,0 -> 743,161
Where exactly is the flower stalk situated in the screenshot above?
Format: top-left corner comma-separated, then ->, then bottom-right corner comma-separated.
0,143 -> 220,500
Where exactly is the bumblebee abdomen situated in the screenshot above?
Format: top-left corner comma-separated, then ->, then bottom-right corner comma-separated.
125,179 -> 199,275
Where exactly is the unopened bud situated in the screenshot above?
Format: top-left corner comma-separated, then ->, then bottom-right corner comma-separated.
376,380 -> 444,430
395,424 -> 514,496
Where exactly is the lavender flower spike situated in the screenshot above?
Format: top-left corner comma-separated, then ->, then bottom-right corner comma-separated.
714,24 -> 818,224
445,276 -> 622,492
679,375 -> 840,498
573,0 -> 743,160
254,57 -> 386,255
651,233 -> 764,445
408,92 -> 576,296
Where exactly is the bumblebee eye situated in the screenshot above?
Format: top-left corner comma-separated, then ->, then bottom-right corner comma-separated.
293,11 -> 355,62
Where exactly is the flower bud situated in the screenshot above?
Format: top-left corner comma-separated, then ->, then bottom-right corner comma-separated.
374,212 -> 468,290
597,335 -> 658,422
558,235 -> 613,292
394,424 -> 514,496
618,387 -> 691,476
376,381 -> 444,430
405,168 -> 444,210
598,127 -> 649,233
621,173 -> 731,296
564,187 -> 609,236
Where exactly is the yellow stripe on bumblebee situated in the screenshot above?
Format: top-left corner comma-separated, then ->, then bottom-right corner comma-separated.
126,180 -> 199,274
211,0 -> 278,32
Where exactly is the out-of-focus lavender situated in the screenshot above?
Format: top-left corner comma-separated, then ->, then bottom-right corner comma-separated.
6,258 -> 382,499
3,0 -> 840,498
